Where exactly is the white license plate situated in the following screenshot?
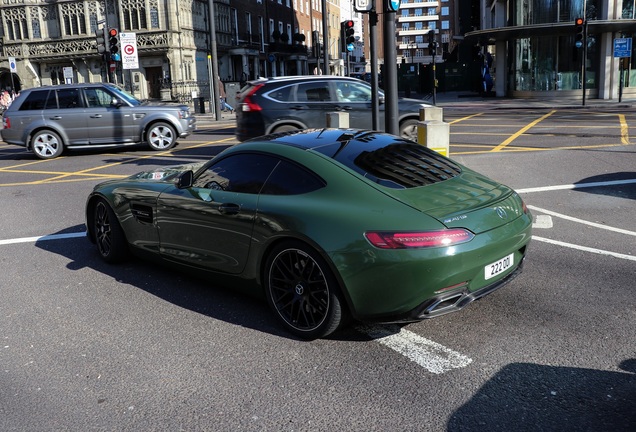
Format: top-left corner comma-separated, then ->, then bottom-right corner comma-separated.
484,253 -> 514,280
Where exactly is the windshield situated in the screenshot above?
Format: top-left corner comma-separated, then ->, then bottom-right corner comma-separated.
107,84 -> 141,106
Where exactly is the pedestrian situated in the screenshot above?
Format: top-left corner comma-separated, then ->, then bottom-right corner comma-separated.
218,79 -> 234,113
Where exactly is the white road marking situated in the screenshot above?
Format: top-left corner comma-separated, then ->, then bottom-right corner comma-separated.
532,214 -> 553,229
532,236 -> 636,261
0,231 -> 86,245
517,178 -> 636,194
528,205 -> 636,237
357,325 -> 473,374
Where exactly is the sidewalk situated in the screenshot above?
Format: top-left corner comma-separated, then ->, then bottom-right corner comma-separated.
413,90 -> 636,110
193,91 -> 636,123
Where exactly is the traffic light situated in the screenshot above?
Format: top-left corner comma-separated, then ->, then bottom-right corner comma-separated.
428,30 -> 437,55
108,28 -> 120,61
95,27 -> 108,55
341,20 -> 355,53
574,17 -> 585,48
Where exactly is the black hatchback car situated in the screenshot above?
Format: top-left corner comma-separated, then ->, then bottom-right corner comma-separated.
235,76 -> 431,142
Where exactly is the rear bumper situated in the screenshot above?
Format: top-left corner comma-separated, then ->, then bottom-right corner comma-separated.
368,257 -> 525,324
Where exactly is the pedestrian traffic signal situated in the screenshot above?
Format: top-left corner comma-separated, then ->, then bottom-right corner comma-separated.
95,27 -> 108,54
341,20 -> 355,52
108,28 -> 120,60
574,18 -> 585,48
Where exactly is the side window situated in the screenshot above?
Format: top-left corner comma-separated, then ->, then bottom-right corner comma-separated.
192,153 -> 279,194
296,81 -> 331,102
267,85 -> 292,102
56,88 -> 83,109
85,88 -> 113,108
18,90 -> 50,111
261,160 -> 326,195
336,81 -> 371,102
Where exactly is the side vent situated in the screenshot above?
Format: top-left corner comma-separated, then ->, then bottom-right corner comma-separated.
131,204 -> 153,224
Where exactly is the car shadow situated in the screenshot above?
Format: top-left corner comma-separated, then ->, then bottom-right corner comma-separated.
575,171 -> 636,200
35,225 -> 368,341
447,360 -> 636,431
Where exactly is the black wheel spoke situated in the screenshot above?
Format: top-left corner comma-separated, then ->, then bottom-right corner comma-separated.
268,247 -> 330,333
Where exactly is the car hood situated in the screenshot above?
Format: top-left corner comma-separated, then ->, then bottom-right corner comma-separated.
383,170 -> 524,234
128,162 -> 206,183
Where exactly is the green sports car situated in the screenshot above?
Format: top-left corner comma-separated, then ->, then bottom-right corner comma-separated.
86,129 -> 532,339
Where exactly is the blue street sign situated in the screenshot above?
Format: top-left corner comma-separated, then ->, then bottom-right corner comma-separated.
388,0 -> 400,12
347,43 -> 354,52
613,38 -> 632,58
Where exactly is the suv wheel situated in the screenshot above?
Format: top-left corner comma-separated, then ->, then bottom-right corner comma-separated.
147,122 -> 176,151
399,119 -> 419,142
32,130 -> 64,159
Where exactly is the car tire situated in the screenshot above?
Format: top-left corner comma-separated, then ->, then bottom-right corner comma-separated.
31,130 -> 64,159
91,198 -> 129,264
399,119 -> 419,142
271,125 -> 300,134
264,240 -> 346,339
146,122 -> 176,151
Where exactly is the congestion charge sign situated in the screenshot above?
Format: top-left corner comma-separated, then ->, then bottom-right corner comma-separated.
387,0 -> 400,12
120,32 -> 139,70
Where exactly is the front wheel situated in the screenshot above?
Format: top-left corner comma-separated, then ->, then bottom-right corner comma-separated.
399,119 -> 419,142
264,241 -> 346,339
146,122 -> 177,151
32,130 -> 64,159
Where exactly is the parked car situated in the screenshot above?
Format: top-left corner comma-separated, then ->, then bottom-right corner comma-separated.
1,83 -> 196,159
85,128 -> 532,339
235,76 -> 426,142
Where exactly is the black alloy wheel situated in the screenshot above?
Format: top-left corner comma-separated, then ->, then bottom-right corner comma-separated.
265,241 -> 345,339
93,198 -> 129,263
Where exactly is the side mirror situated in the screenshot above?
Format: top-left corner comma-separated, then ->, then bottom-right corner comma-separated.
176,170 -> 193,189
111,98 -> 123,107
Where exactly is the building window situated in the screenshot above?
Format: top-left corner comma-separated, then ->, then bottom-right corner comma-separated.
401,10 -> 409,17
415,22 -> 423,30
442,20 -> 449,30
441,7 -> 449,16
429,22 -> 436,30
428,8 -> 436,16
5,8 -> 28,40
415,35 -> 423,43
121,0 -> 149,31
414,9 -> 422,17
402,36 -> 410,44
402,23 -> 409,31
61,2 -> 87,36
150,6 -> 159,28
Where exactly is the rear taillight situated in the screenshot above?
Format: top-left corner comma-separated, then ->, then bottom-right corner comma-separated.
3,117 -> 9,129
365,229 -> 474,249
240,84 -> 264,112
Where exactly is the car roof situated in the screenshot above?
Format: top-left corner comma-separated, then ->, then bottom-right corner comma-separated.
20,83 -> 116,92
241,128 -> 462,189
246,75 -> 363,86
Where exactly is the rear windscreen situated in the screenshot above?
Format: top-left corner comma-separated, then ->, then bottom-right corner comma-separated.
314,138 -> 462,189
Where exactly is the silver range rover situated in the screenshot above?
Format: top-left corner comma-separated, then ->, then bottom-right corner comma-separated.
1,83 -> 196,159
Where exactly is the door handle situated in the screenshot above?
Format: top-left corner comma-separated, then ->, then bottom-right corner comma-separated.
90,114 -> 103,118
219,203 -> 240,215
50,116 -> 62,120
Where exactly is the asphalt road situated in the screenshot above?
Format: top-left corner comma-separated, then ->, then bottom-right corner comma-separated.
1,109 -> 634,431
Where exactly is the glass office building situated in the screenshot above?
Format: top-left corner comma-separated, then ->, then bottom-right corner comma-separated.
467,0 -> 636,99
